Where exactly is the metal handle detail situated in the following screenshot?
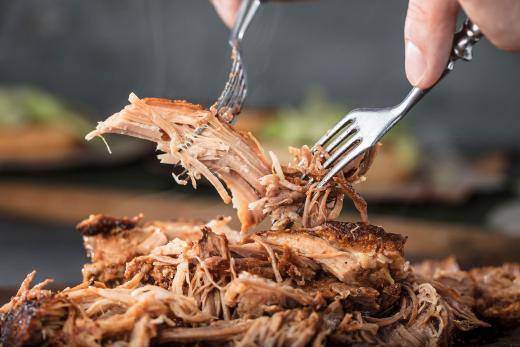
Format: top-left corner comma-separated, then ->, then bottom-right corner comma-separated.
452,19 -> 483,62
394,18 -> 483,121
230,0 -> 261,46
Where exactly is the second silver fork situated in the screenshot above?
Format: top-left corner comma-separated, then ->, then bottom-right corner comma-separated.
315,19 -> 483,188
215,0 -> 263,121
180,0 -> 263,150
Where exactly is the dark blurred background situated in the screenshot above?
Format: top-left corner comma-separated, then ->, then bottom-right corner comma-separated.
0,0 -> 519,288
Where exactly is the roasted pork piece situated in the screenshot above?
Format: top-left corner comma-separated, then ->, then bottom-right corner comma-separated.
86,94 -> 374,231
8,214 -> 520,347
2,96 -> 519,346
415,258 -> 520,327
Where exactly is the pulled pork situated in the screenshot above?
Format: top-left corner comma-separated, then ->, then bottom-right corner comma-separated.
5,214 -> 520,347
85,94 -> 374,231
2,95 -> 519,346
415,258 -> 520,327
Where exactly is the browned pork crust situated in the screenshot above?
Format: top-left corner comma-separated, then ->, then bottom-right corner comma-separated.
0,298 -> 50,347
3,216 -> 516,347
312,221 -> 406,254
76,213 -> 143,236
2,92 -> 517,346
0,272 -> 69,347
260,222 -> 407,289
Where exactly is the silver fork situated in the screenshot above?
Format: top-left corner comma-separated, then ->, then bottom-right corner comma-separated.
187,0 -> 262,145
214,0 -> 263,120
315,19 -> 483,188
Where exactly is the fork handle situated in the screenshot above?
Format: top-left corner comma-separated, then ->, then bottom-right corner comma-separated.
230,0 -> 262,45
395,19 -> 483,116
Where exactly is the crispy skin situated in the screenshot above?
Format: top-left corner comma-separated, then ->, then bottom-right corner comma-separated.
76,214 -> 143,236
260,222 -> 407,287
79,215 -> 205,285
3,216 -> 518,346
319,221 -> 406,254
0,277 -> 68,347
0,298 -> 47,347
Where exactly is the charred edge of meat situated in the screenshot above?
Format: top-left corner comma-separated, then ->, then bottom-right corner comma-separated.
76,214 -> 143,236
0,298 -> 49,347
262,221 -> 407,255
258,222 -> 408,290
319,221 -> 407,254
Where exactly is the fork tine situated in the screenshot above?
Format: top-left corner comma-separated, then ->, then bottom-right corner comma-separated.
229,73 -> 247,113
322,135 -> 361,169
238,76 -> 248,104
234,68 -> 247,101
228,63 -> 245,100
318,144 -> 367,188
219,61 -> 245,111
219,50 -> 241,90
314,113 -> 356,149
217,55 -> 241,109
324,125 -> 358,153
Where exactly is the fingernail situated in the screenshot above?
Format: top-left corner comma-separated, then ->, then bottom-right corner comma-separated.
405,40 -> 426,86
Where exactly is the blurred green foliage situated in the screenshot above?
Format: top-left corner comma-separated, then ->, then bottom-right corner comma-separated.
0,85 -> 91,136
261,89 -> 346,147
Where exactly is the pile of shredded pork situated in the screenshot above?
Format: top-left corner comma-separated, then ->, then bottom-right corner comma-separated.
1,95 -> 519,346
2,214 -> 520,347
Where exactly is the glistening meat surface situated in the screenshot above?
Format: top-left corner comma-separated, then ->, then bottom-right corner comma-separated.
2,214 -> 510,347
260,221 -> 407,288
86,94 -> 374,231
2,95 -> 519,346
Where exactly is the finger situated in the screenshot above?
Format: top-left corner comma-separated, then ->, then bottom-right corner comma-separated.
459,0 -> 520,52
404,0 -> 460,88
211,0 -> 241,28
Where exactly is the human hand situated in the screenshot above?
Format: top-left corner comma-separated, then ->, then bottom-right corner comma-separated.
405,0 -> 520,88
211,0 -> 520,89
210,0 -> 300,27
210,0 -> 241,28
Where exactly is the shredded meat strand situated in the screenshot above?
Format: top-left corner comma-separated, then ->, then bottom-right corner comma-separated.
86,94 -> 373,231
2,215 -> 511,347
1,95 -> 517,346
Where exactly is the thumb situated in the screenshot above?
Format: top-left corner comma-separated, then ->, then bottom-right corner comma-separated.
404,0 -> 459,88
211,0 -> 241,28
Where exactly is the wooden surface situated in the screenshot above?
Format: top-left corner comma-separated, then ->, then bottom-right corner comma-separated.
1,180 -> 519,268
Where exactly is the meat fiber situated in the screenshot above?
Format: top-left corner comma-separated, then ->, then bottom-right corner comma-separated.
3,214 -> 512,347
260,221 -> 407,288
2,95 -> 518,346
86,94 -> 375,231
470,263 -> 520,325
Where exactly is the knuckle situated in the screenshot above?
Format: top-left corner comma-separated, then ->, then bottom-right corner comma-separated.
405,0 -> 434,39
406,0 -> 430,23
